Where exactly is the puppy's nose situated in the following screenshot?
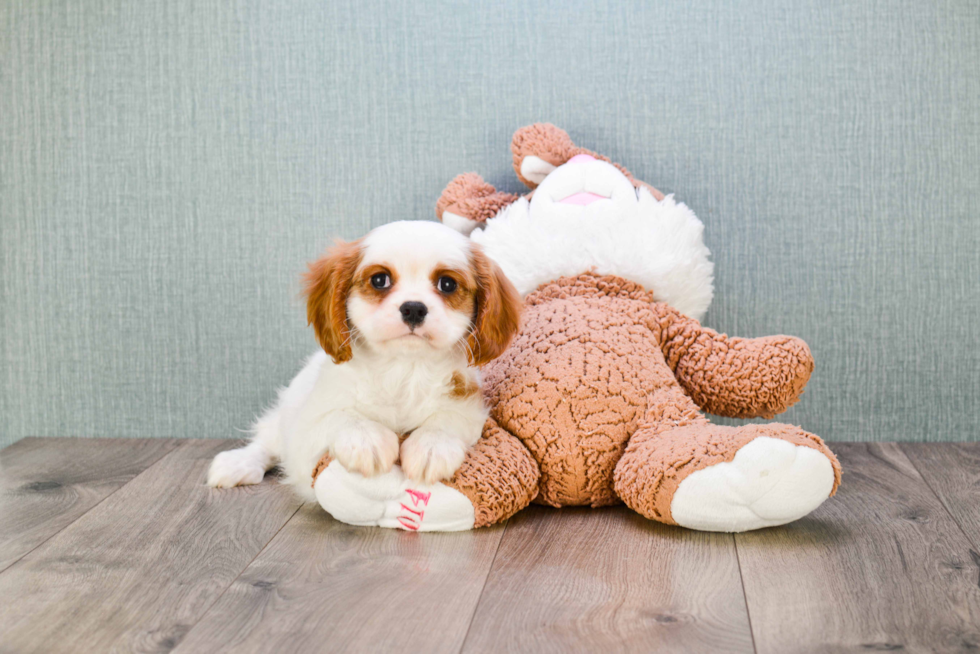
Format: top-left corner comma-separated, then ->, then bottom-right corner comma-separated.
399,301 -> 428,327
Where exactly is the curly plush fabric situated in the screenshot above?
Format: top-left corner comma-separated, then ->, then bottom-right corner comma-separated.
483,275 -> 697,507
436,124 -> 666,227
614,423 -> 841,524
435,172 -> 519,224
311,270 -> 839,531
443,418 -> 540,527
313,123 -> 840,533
483,273 -> 840,516
510,123 -> 665,201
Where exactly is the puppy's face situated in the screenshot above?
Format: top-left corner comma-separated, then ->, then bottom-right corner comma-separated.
348,224 -> 477,354
304,221 -> 520,365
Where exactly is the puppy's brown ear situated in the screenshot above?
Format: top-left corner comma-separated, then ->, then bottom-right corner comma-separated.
467,245 -> 522,367
303,239 -> 362,364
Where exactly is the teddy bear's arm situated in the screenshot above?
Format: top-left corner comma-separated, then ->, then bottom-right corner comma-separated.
654,306 -> 814,420
436,173 -> 519,230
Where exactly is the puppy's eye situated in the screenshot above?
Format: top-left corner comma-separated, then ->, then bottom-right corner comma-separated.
370,273 -> 391,290
437,276 -> 457,294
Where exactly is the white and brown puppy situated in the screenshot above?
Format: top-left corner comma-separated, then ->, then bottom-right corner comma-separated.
207,220 -> 521,499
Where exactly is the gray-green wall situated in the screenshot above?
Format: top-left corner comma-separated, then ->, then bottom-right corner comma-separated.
2,0 -> 979,448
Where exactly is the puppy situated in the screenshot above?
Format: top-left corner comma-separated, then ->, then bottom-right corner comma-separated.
207,220 -> 521,499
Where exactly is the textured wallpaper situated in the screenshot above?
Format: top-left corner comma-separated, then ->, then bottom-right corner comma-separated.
1,0 -> 978,448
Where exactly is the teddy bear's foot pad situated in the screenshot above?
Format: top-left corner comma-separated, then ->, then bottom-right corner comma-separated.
313,460 -> 476,532
670,436 -> 836,532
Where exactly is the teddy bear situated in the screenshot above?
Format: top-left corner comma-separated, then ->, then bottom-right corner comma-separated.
310,124 -> 840,533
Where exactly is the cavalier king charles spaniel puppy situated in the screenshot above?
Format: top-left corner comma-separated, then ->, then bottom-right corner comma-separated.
207,220 -> 521,498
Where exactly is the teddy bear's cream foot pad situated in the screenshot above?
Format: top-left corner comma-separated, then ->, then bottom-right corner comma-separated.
440,211 -> 481,236
670,436 -> 836,533
313,460 -> 476,532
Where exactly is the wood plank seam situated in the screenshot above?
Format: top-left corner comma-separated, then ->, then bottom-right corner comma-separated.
734,443 -> 980,653
0,437 -> 179,576
136,442 -> 308,649
456,518 -> 511,653
0,439 -> 305,652
459,506 -> 755,652
899,445 -> 980,574
731,535 -> 759,654
180,501 -> 305,640
173,503 -> 508,652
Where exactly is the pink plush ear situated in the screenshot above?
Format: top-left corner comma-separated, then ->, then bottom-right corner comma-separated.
467,245 -> 522,367
303,239 -> 362,363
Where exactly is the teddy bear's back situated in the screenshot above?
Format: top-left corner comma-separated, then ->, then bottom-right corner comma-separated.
482,274 -> 706,508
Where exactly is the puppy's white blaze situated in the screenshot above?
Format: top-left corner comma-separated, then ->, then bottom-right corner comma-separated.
361,220 -> 471,272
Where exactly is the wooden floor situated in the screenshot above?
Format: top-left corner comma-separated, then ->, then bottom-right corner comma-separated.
2,439 -> 980,653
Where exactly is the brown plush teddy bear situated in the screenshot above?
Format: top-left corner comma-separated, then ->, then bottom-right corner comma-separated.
310,124 -> 840,533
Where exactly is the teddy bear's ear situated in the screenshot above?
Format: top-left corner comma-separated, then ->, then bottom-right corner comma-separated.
511,123 -> 577,189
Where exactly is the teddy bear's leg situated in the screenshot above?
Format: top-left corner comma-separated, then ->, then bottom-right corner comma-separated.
312,418 -> 539,531
442,418 -> 540,527
436,173 -> 520,235
614,422 -> 840,532
509,123 -> 665,200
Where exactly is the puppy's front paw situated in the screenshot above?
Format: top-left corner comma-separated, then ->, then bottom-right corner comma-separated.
332,422 -> 400,478
207,448 -> 266,488
401,430 -> 467,484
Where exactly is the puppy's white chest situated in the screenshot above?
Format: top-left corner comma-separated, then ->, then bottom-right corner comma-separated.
351,359 -> 456,433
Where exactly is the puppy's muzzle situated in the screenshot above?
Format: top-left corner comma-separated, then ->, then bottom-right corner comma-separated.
400,301 -> 428,327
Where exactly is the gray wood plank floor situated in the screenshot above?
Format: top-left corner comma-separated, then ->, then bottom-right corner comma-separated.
735,443 -> 980,653
2,438 -> 980,653
461,505 -> 754,654
0,437 -> 178,574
